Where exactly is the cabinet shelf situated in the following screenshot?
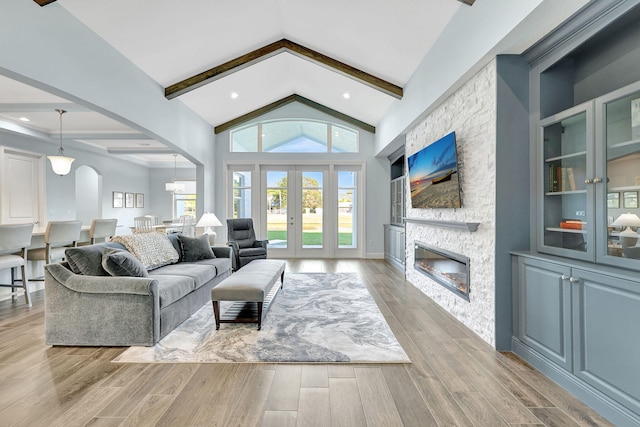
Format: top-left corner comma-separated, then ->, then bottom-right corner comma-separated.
545,190 -> 586,196
607,138 -> 640,161
546,227 -> 586,234
545,151 -> 587,163
607,185 -> 640,192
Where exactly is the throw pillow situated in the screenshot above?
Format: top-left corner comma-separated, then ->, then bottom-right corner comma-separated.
178,234 -> 215,262
111,232 -> 179,270
102,248 -> 148,277
65,242 -> 127,276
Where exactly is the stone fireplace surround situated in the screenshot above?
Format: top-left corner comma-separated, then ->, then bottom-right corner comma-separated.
404,61 -> 498,346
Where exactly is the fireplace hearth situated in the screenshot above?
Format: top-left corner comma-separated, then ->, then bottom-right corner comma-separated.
414,242 -> 470,301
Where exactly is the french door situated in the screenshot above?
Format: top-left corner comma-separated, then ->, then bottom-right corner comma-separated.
263,166 -> 328,258
227,163 -> 362,258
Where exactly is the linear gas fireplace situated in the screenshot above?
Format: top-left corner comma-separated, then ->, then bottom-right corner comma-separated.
414,242 -> 470,301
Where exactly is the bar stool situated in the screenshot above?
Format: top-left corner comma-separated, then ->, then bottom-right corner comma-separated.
88,218 -> 117,244
27,220 -> 82,265
0,223 -> 35,306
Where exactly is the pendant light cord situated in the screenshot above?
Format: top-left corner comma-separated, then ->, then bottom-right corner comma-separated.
55,108 -> 67,156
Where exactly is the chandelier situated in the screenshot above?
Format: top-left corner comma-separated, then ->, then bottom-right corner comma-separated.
47,109 -> 75,176
165,154 -> 185,194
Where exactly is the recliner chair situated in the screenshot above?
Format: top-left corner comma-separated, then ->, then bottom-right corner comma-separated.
226,218 -> 268,270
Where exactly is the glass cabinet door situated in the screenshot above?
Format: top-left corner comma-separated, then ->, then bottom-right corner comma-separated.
597,81 -> 640,265
539,103 -> 594,260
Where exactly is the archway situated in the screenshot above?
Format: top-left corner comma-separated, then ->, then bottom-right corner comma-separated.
75,165 -> 102,225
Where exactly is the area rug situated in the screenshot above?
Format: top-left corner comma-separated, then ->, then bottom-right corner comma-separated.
112,272 -> 410,363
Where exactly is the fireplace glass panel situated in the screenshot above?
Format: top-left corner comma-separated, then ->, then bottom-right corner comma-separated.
414,243 -> 470,300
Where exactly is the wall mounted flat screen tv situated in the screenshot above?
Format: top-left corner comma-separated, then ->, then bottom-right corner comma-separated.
407,131 -> 461,209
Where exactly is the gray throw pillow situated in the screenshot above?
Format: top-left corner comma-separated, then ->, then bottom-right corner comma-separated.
102,248 -> 149,277
65,243 -> 127,276
178,234 -> 215,262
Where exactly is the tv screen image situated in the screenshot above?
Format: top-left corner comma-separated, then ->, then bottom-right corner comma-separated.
407,131 -> 461,209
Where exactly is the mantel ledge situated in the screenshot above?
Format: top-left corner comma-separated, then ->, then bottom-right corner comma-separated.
403,217 -> 480,232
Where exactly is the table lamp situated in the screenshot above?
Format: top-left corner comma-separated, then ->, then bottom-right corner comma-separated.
611,213 -> 640,248
196,213 -> 222,245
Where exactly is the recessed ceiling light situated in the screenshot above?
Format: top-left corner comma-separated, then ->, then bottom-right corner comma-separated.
231,92 -> 239,99
19,117 -> 30,122
343,92 -> 350,99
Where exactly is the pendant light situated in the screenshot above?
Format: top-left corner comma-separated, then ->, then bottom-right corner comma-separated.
47,108 -> 75,176
165,154 -> 186,193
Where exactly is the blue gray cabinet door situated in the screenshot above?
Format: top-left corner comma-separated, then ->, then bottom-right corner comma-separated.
516,257 -> 573,371
572,269 -> 640,416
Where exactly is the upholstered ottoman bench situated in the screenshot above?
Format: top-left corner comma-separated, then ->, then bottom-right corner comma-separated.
211,259 -> 286,330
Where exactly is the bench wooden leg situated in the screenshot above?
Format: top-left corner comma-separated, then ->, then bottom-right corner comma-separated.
257,302 -> 263,330
212,300 -> 221,330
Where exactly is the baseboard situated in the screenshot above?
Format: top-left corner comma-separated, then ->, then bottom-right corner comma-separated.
512,338 -> 640,427
366,252 -> 385,259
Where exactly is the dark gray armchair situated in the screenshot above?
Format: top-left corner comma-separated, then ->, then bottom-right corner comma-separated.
226,218 -> 268,270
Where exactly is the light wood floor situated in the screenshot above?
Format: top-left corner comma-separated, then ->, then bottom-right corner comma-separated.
0,259 -> 612,426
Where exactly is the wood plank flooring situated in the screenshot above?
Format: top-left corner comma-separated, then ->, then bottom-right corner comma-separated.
0,259 -> 613,426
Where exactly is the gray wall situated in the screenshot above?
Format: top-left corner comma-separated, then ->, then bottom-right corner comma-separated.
214,102 -> 389,257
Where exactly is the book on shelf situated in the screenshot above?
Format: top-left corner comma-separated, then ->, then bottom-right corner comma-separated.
560,220 -> 586,230
566,167 -> 576,191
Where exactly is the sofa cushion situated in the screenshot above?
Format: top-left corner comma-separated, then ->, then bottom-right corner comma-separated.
111,233 -> 179,270
102,248 -> 148,277
148,274 -> 195,308
150,263 -> 216,290
178,234 -> 215,262
65,242 -> 127,276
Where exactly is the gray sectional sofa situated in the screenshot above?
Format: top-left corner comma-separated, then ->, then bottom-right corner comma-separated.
44,233 -> 232,346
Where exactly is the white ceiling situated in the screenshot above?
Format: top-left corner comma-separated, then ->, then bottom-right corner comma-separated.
0,0 -> 463,166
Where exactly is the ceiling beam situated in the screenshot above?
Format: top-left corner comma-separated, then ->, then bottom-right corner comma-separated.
33,0 -> 57,6
57,133 -> 153,140
165,39 -> 403,100
107,147 -> 172,155
214,94 -> 375,134
457,0 -> 475,4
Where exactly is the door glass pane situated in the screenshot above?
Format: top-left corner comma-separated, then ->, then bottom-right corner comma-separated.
266,171 -> 287,248
542,111 -> 588,252
302,171 -> 323,248
338,171 -> 356,248
606,91 -> 640,258
232,171 -> 251,218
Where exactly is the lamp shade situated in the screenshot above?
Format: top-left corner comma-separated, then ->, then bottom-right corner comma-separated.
196,213 -> 223,228
611,213 -> 640,227
47,155 -> 75,176
165,182 -> 185,193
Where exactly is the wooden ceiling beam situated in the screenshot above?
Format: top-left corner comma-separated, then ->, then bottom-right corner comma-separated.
165,39 -> 403,100
214,94 -> 375,134
457,0 -> 475,5
33,0 -> 57,6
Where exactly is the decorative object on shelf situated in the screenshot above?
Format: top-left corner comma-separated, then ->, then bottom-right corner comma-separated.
165,154 -> 185,194
125,192 -> 135,208
607,192 -> 620,209
632,97 -> 640,138
47,108 -> 75,176
112,191 -> 123,208
196,212 -> 222,245
611,213 -> 640,248
135,193 -> 144,208
623,191 -> 638,209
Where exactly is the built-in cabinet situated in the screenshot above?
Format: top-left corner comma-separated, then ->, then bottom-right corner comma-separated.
517,3 -> 640,425
538,82 -> 640,269
385,149 -> 406,271
384,224 -> 405,270
513,253 -> 640,426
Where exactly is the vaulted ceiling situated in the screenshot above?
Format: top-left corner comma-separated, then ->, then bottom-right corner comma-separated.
12,0 -> 586,169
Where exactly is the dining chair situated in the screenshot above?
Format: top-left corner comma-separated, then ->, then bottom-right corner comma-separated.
133,216 -> 154,233
27,220 -> 82,265
89,218 -> 118,244
0,223 -> 35,306
180,215 -> 194,237
145,215 -> 161,226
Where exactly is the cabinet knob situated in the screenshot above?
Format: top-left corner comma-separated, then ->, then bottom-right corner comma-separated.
584,178 -> 593,184
593,177 -> 603,183
561,274 -> 569,280
569,277 -> 579,283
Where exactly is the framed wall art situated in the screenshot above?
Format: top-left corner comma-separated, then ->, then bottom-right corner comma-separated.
125,192 -> 135,208
623,191 -> 638,209
112,191 -> 123,208
607,192 -> 620,209
136,193 -> 144,208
